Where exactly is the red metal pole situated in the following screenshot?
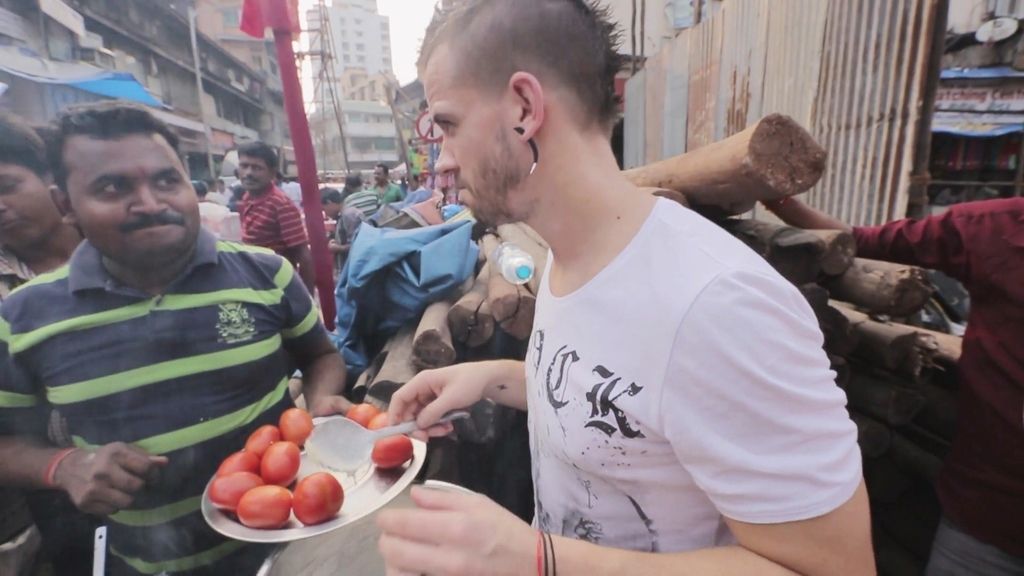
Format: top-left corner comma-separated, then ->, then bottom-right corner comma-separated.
268,2 -> 337,330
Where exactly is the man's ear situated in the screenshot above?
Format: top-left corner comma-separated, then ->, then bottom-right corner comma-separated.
50,185 -> 77,226
508,72 -> 545,139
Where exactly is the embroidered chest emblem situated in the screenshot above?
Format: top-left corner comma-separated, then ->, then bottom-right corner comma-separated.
217,303 -> 256,344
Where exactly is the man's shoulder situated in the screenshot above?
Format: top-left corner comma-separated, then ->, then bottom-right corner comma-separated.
948,196 -> 1024,221
215,241 -> 285,269
641,200 -> 779,287
1,265 -> 73,336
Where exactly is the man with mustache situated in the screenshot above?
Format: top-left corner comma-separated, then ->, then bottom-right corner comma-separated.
378,1 -> 873,575
236,141 -> 316,293
0,102 -> 350,575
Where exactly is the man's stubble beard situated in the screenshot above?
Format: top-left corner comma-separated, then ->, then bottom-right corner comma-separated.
466,130 -> 533,227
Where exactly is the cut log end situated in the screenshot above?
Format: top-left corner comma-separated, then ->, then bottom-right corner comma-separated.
748,113 -> 828,196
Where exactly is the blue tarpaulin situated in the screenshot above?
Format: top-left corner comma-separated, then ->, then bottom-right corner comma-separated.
331,221 -> 479,376
0,46 -> 163,108
66,75 -> 163,107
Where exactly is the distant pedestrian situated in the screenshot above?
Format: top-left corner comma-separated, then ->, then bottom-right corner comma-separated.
342,173 -> 380,218
321,188 -> 363,272
236,142 -> 316,292
373,163 -> 404,204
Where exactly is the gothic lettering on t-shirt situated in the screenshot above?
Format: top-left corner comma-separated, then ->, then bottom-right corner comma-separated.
532,329 -> 545,377
584,365 -> 646,439
626,494 -> 660,552
564,510 -> 605,544
544,344 -> 579,411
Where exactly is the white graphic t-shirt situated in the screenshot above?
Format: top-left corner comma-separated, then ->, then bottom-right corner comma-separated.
525,200 -> 861,553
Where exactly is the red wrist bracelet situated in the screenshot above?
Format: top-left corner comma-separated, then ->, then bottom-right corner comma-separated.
536,530 -> 544,576
43,448 -> 77,488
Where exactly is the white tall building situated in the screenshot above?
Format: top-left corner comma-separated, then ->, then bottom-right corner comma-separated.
307,0 -> 393,78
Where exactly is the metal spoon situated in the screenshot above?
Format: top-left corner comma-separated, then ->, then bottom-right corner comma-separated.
306,411 -> 470,472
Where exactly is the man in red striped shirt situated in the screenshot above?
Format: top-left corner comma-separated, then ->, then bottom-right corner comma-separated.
236,141 -> 316,293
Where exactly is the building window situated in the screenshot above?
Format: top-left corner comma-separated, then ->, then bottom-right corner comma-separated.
342,42 -> 350,50
222,8 -> 240,28
343,55 -> 350,63
357,55 -> 365,64
356,43 -> 365,51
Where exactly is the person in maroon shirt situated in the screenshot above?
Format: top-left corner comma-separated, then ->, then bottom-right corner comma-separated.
235,141 -> 316,293
767,196 -> 1024,575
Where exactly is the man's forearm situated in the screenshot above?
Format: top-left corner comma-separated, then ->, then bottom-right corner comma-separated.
550,539 -> 797,576
288,245 -> 317,294
0,437 -> 65,490
300,349 -> 349,411
480,360 -> 528,411
298,261 -> 316,294
765,199 -> 851,232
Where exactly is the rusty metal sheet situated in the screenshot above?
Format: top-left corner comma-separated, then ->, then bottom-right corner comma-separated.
631,0 -> 939,225
686,12 -> 722,150
644,46 -> 668,162
662,30 -> 691,157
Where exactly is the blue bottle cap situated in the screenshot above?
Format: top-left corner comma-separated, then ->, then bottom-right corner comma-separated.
516,265 -> 532,280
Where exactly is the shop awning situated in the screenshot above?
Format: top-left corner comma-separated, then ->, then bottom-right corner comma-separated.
932,111 -> 1024,137
0,46 -> 162,108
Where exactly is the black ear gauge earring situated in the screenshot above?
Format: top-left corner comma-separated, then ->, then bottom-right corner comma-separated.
514,127 -> 540,175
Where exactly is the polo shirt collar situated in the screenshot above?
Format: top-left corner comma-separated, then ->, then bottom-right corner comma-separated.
68,228 -> 219,293
0,246 -> 33,282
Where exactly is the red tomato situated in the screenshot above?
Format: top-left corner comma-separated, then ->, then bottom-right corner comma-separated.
236,485 -> 292,529
216,451 -> 261,477
260,441 -> 301,486
279,408 -> 314,447
345,403 -> 381,428
292,472 -> 344,526
245,425 -> 281,457
366,412 -> 390,431
371,435 -> 414,470
208,472 -> 264,513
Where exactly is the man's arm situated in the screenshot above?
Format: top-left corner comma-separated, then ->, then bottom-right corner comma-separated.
0,436 -> 167,516
286,244 -> 317,294
378,482 -> 873,576
275,256 -> 350,415
763,198 -> 851,231
767,198 -> 969,279
292,331 -> 351,416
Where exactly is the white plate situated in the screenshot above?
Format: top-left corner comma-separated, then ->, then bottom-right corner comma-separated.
202,417 -> 425,544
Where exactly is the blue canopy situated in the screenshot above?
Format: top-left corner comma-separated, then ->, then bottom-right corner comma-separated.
66,74 -> 163,107
0,46 -> 163,108
331,221 -> 479,376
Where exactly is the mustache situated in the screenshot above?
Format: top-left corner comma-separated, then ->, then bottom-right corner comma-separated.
120,211 -> 187,233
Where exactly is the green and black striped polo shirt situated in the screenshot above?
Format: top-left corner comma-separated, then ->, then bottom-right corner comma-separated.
0,229 -> 328,575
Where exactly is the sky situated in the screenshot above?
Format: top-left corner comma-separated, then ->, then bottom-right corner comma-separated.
298,0 -> 439,85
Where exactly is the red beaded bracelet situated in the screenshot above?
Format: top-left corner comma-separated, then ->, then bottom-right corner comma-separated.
43,448 -> 78,488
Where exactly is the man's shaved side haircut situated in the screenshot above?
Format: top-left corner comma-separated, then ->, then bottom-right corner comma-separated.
420,0 -> 624,132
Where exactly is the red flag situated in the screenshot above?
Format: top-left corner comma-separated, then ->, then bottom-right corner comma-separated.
239,0 -> 265,38
241,0 -> 300,38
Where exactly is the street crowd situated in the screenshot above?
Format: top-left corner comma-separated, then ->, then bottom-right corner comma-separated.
0,0 -> 1020,575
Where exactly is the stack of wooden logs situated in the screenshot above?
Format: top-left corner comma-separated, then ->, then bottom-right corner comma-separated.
353,114 -> 961,575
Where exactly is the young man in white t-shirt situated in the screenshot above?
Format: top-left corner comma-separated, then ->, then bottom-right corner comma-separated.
378,1 -> 874,574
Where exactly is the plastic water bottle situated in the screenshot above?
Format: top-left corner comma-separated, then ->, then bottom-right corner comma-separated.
494,242 -> 535,285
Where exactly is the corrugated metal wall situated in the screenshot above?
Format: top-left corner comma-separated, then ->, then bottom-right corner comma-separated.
624,0 -> 940,226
